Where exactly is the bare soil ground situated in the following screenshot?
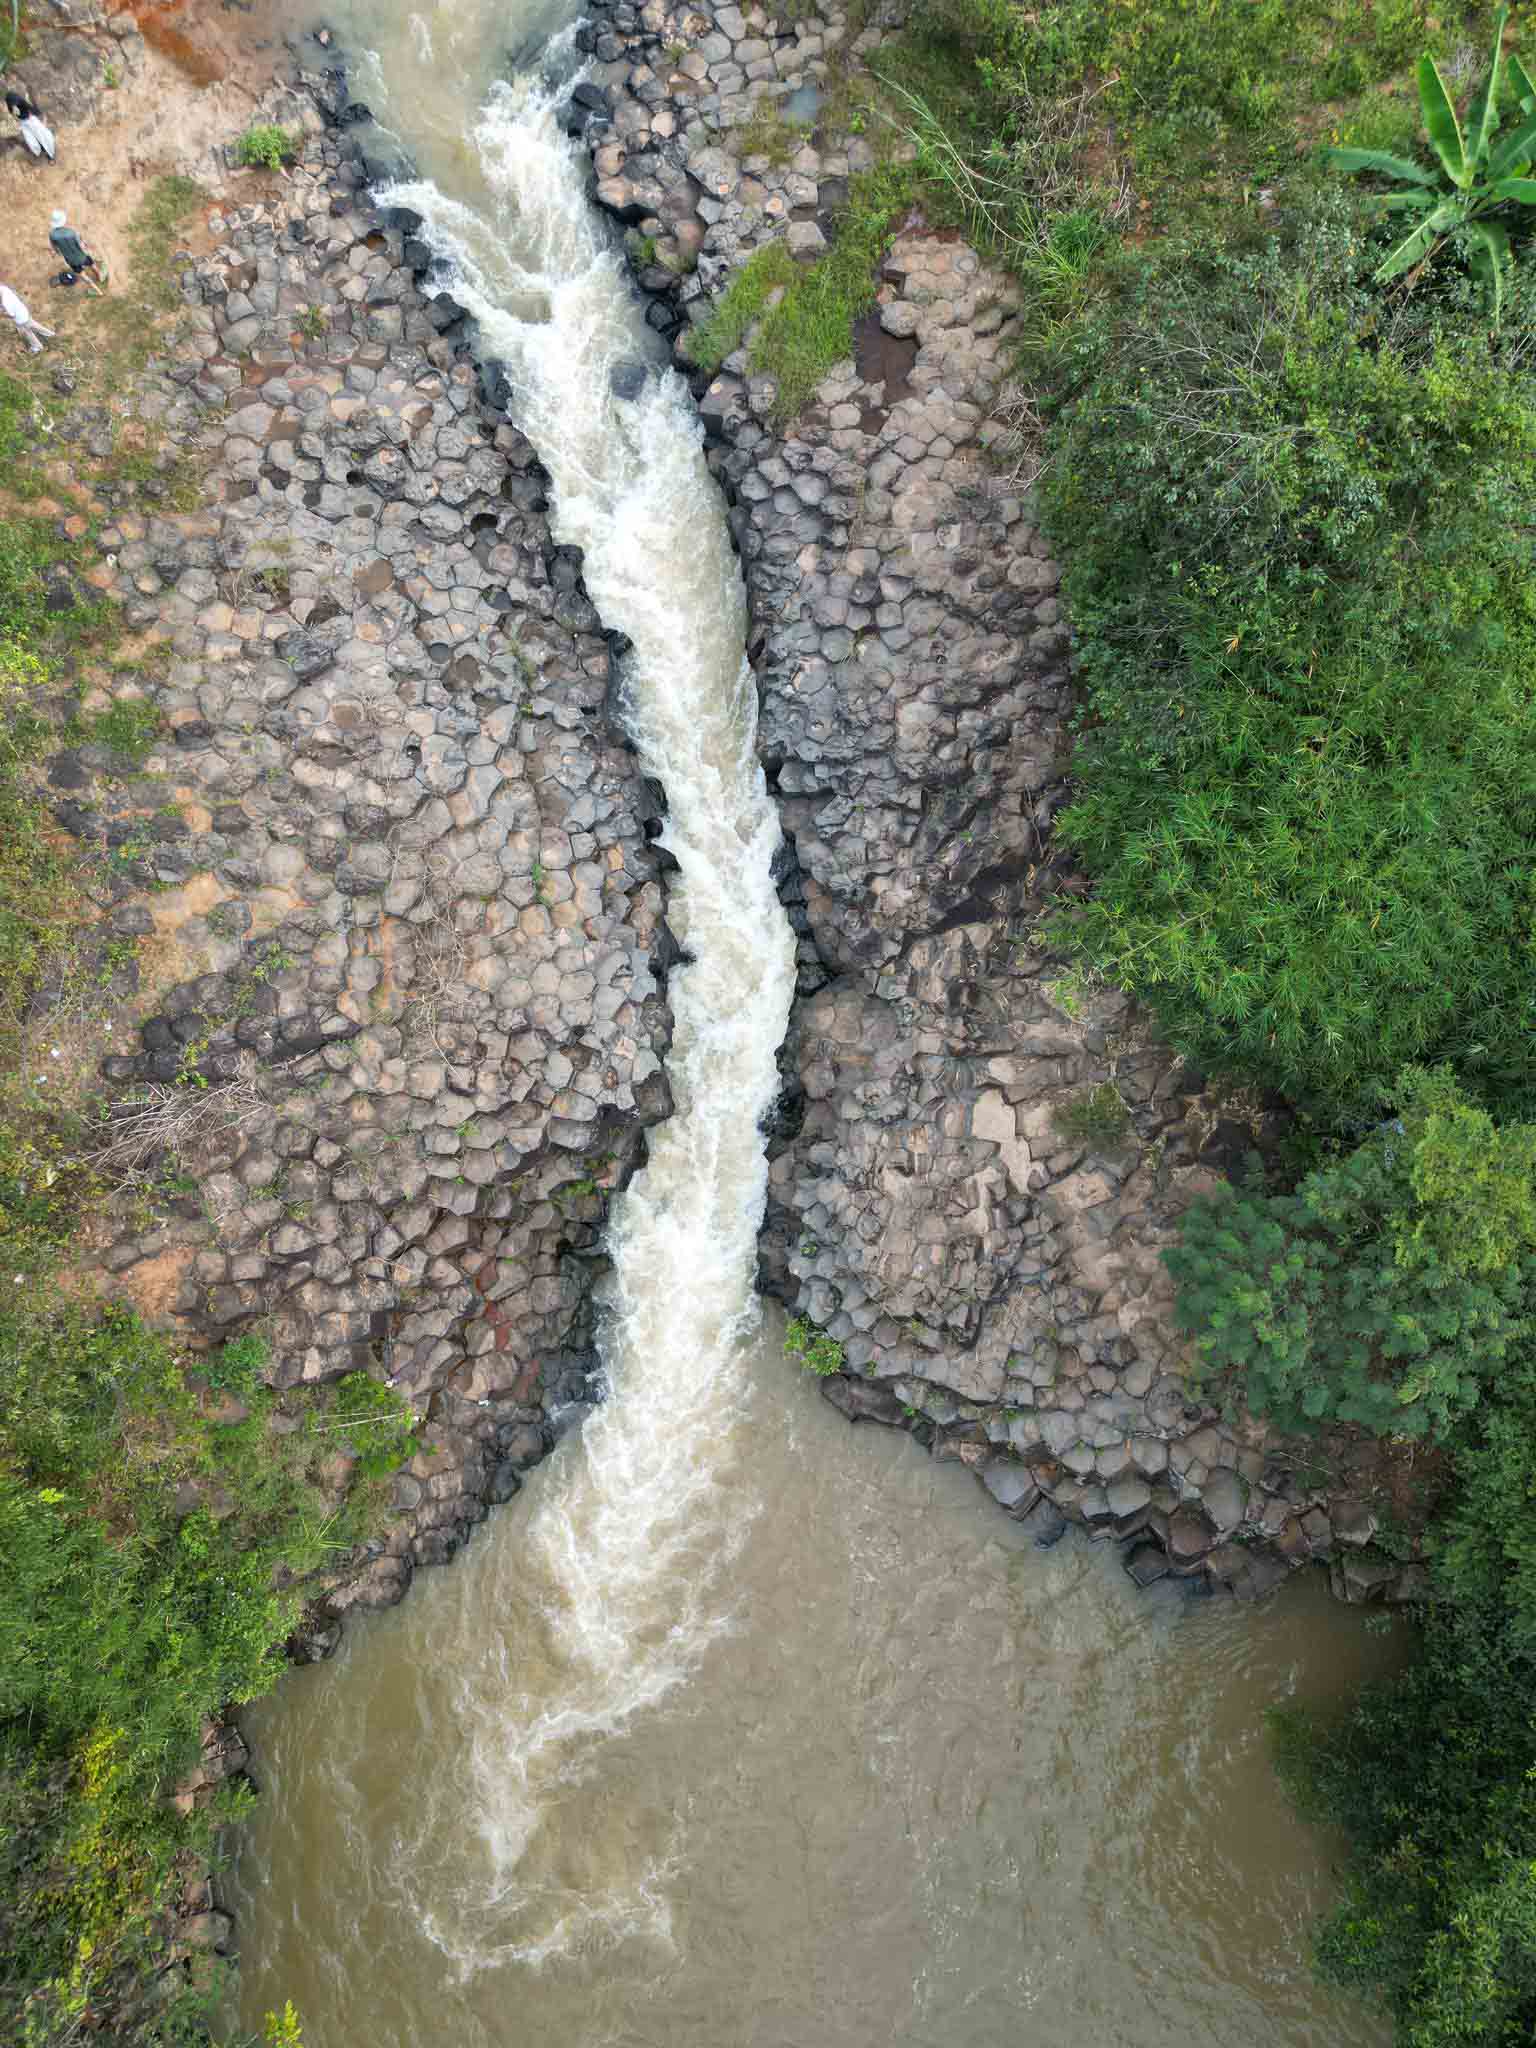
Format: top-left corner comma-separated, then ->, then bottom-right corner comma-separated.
0,0 -> 294,318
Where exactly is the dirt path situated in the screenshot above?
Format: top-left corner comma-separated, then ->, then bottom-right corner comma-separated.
0,0 -> 295,326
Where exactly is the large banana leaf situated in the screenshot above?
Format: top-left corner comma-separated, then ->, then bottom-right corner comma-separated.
1510,51 -> 1536,113
1375,200 -> 1462,281
1419,55 -> 1468,185
1326,146 -> 1437,185
1464,6 -> 1508,167
1488,111 -> 1536,179
1462,219 -> 1510,325
1379,189 -> 1441,211
1489,175 -> 1536,202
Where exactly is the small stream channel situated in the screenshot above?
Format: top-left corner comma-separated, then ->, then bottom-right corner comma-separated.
227,4 -> 1404,2040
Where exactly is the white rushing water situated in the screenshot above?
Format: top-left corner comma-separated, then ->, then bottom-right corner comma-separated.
315,18 -> 797,1967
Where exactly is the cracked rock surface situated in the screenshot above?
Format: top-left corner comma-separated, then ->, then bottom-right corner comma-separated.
61,118 -> 677,1627
576,0 -> 1422,1605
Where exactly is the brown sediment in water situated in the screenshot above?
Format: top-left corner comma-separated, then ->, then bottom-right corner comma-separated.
229,1324 -> 1407,2048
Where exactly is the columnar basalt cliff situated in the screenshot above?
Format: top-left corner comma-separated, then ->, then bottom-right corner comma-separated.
566,0 -> 1422,1606
54,101 -> 679,1643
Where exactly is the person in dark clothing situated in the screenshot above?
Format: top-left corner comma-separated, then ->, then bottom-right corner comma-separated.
48,210 -> 104,294
5,88 -> 55,161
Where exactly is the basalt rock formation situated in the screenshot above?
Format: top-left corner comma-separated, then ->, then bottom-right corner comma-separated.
572,0 -> 1422,1607
54,103 -> 678,1637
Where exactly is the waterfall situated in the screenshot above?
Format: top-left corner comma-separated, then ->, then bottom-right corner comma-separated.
315,57 -> 798,1966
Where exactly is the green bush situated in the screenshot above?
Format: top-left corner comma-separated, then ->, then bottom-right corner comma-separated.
1273,1606 -> 1536,2046
0,1295 -> 409,2038
1166,1068 -> 1536,1437
1041,203 -> 1536,1118
331,1369 -> 421,1480
236,124 -> 294,172
784,1314 -> 846,1376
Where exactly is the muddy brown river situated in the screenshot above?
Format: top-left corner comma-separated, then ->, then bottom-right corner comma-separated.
230,1326 -> 1399,2048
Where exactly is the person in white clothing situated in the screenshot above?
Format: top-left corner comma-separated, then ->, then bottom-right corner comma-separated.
4,89 -> 55,162
0,284 -> 55,353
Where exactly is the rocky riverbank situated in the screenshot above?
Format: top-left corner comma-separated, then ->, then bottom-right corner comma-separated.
29,86 -> 683,1655
557,0 -> 1426,1608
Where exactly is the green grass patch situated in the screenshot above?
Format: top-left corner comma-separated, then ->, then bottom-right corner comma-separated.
0,370 -> 39,472
88,174 -> 207,372
692,169 -> 921,421
77,694 -> 164,764
686,241 -> 800,374
749,167 -> 915,418
687,168 -> 915,417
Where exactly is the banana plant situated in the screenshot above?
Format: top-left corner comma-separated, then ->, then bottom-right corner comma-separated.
1328,6 -> 1536,323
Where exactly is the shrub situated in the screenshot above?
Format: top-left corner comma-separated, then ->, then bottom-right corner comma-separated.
784,1314 -> 846,1376
1272,1606 -> 1536,2046
1041,203 -> 1536,1118
0,1291 -> 403,2037
330,1369 -> 420,1479
1166,1068 -> 1536,1437
1052,1082 -> 1132,1150
236,123 -> 295,172
1433,1363 -> 1536,1653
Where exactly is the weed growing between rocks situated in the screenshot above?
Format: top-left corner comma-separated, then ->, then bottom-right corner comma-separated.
735,95 -> 815,167
750,166 -> 916,417
74,693 -> 164,763
689,166 -> 916,419
1051,1081 -> 1131,1152
686,240 -> 800,374
784,1313 -> 846,1376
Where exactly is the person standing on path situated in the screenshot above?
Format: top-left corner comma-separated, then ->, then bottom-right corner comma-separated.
0,283 -> 56,354
49,210 -> 105,294
4,88 -> 56,161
